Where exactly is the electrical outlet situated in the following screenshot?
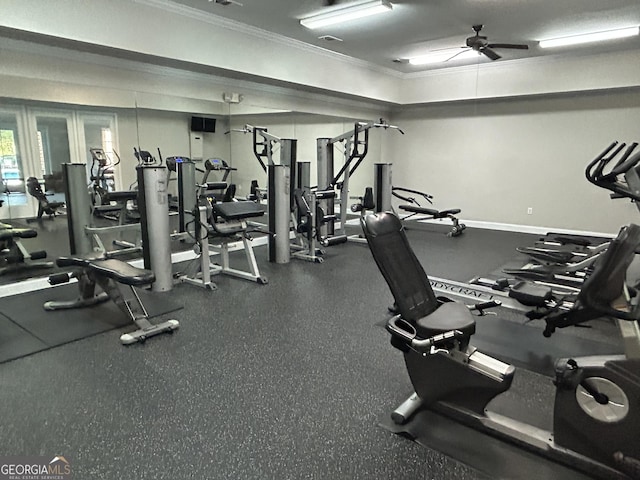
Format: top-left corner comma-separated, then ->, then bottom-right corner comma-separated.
527,207 -> 533,215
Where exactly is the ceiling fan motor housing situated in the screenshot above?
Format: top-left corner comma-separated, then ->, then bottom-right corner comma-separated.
467,35 -> 488,50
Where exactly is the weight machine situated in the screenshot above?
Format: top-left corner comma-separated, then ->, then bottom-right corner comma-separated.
230,124 -> 298,263
316,118 -> 404,244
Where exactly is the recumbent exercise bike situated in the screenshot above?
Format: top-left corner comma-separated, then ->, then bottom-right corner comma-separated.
361,211 -> 640,480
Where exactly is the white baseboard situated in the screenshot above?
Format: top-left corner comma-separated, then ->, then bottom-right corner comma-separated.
414,217 -> 616,238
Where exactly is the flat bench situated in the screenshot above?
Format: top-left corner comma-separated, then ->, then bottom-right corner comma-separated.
399,205 -> 461,218
56,256 -> 154,286
397,205 -> 465,237
45,254 -> 179,345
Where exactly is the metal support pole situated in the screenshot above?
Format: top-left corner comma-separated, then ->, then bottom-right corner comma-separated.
374,162 -> 393,213
297,161 -> 311,190
137,165 -> 173,292
268,164 -> 291,264
177,159 -> 197,234
280,138 -> 297,211
62,163 -> 93,255
317,138 -> 334,236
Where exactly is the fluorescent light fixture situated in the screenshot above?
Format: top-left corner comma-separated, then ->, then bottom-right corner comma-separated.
408,48 -> 480,65
300,0 -> 392,30
539,26 -> 639,49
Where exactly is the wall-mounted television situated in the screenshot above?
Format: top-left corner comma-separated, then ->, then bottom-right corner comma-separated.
190,116 -> 216,133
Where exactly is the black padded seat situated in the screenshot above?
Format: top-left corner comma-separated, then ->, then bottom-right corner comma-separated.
399,205 -> 461,217
104,190 -> 138,202
93,204 -> 124,213
0,228 -> 37,240
206,182 -> 228,190
56,256 -> 155,286
509,281 -> 554,307
213,201 -> 265,221
415,301 -> 476,339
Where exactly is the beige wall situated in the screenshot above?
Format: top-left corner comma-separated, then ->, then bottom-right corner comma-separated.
388,90 -> 640,234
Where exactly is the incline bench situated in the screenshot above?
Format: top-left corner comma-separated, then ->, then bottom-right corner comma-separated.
45,254 -> 179,345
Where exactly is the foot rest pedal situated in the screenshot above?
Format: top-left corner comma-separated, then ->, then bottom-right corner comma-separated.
30,250 -> 47,260
508,281 -> 553,307
49,272 -> 71,285
322,235 -> 348,246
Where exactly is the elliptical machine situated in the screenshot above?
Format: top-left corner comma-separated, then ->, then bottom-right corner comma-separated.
361,211 -> 640,480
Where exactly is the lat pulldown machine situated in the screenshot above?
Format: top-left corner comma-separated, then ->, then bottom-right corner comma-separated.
316,118 -> 404,245
231,124 -> 299,264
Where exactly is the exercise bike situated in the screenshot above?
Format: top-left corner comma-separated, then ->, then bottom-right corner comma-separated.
361,211 -> 640,480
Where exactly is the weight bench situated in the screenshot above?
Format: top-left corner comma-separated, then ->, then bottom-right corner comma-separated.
0,224 -> 53,275
93,190 -> 140,223
179,200 -> 268,289
392,186 -> 466,237
44,254 -> 179,345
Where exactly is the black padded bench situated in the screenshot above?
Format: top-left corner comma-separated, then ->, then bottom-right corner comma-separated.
398,204 -> 465,237
213,201 -> 265,221
392,186 -> 466,237
56,256 -> 154,285
399,205 -> 461,218
0,227 -> 37,240
0,224 -> 52,275
45,254 -> 179,344
104,190 -> 138,202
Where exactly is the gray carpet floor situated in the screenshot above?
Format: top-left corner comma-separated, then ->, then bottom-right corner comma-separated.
0,225 -> 621,479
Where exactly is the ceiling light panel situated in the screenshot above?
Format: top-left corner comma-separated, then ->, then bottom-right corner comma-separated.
539,26 -> 639,48
300,0 -> 393,30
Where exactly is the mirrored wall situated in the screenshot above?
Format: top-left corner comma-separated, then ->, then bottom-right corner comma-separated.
0,92 -> 390,286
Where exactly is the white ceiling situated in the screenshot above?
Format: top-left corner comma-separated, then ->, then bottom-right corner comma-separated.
171,0 -> 640,73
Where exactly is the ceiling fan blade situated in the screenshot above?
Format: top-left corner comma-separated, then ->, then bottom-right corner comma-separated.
445,48 -> 473,61
488,43 -> 529,50
481,47 -> 501,60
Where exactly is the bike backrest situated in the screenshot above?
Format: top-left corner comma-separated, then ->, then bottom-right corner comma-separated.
579,223 -> 640,310
26,177 -> 44,198
361,211 -> 439,322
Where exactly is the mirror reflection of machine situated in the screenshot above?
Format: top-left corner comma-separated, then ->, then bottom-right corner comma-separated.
89,148 -> 117,204
89,148 -> 139,224
200,158 -> 237,203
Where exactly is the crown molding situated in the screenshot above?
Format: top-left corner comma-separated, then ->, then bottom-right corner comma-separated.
1,37 -> 388,114
133,0 -> 403,78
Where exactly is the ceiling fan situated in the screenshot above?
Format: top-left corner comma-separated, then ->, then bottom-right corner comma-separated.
463,24 -> 529,60
208,0 -> 243,6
